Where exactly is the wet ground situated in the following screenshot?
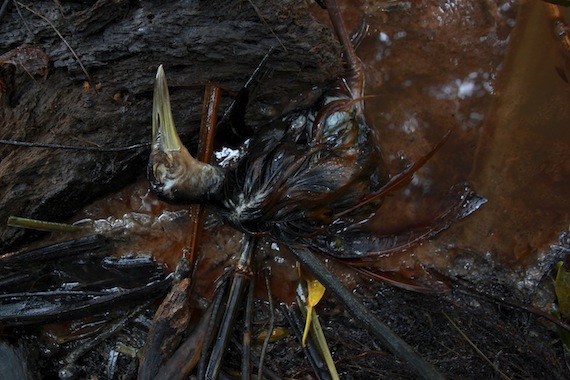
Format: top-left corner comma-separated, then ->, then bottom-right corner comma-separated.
318,1 -> 570,276
71,0 -> 570,294
2,0 -> 570,379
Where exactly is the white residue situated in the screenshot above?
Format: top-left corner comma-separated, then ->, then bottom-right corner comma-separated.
401,113 -> 419,134
429,71 -> 492,100
215,146 -> 241,168
378,31 -> 391,45
457,79 -> 475,99
394,31 -> 407,40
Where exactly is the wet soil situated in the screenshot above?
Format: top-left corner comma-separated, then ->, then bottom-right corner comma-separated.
1,0 -> 570,379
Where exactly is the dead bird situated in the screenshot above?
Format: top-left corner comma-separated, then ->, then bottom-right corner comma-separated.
146,1 -> 484,379
148,9 -> 386,246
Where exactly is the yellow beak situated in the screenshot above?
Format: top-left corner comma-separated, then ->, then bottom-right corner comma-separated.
148,65 -> 224,204
152,64 -> 184,153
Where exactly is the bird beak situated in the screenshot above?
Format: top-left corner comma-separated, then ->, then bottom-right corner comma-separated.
148,65 -> 223,204
152,64 -> 184,154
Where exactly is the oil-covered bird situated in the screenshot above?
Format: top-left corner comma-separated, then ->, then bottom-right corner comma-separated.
146,2 -> 484,379
147,13 -> 387,249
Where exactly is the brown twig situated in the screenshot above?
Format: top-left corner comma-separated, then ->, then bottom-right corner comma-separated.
185,84 -> 221,265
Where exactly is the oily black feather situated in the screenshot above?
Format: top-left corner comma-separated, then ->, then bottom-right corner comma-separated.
212,102 -> 387,242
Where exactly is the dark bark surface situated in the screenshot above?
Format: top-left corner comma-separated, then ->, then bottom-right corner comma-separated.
0,0 -> 342,249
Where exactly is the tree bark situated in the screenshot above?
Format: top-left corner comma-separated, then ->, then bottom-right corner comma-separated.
0,0 -> 341,249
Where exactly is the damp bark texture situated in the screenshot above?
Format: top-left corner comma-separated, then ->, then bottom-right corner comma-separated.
0,0 -> 342,249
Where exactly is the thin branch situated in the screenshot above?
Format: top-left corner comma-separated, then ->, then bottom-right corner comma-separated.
0,0 -> 10,23
16,1 -> 93,85
257,268 -> 275,379
12,0 -> 34,37
443,311 -> 511,380
0,138 -> 150,152
247,0 -> 287,52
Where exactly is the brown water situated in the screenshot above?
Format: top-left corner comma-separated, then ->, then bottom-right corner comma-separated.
329,1 -> 570,273
70,1 -> 570,298
462,2 -> 570,265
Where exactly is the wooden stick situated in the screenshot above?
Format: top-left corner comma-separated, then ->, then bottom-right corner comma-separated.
186,85 -> 221,265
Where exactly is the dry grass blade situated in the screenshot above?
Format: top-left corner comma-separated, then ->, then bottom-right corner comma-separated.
297,283 -> 340,380
443,311 -> 511,380
0,138 -> 150,151
7,216 -> 84,233
257,269 -> 275,379
247,0 -> 287,52
309,311 -> 339,380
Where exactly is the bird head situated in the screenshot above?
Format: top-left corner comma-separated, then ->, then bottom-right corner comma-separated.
147,65 -> 223,204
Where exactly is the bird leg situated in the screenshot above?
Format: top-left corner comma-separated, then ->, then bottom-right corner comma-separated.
323,0 -> 365,101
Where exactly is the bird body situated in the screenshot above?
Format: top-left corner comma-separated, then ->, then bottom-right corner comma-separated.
215,103 -> 385,241
144,2 -> 481,377
148,62 -> 387,244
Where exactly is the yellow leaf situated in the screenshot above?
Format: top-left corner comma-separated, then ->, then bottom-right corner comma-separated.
302,278 -> 326,346
307,278 -> 326,307
257,327 -> 290,343
555,261 -> 570,319
298,265 -> 326,346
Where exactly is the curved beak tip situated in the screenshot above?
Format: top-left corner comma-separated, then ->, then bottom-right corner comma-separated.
152,64 -> 182,152
156,64 -> 165,78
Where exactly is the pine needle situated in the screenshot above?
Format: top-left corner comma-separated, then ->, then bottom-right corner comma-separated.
443,311 -> 511,380
7,216 -> 84,233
